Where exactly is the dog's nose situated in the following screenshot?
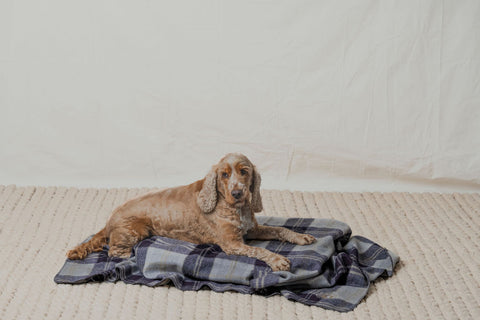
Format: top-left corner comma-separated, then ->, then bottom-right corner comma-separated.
231,190 -> 243,200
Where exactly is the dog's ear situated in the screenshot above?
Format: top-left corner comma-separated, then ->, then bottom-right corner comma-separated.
250,165 -> 263,213
197,166 -> 217,213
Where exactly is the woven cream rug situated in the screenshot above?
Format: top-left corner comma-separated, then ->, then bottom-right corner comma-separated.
0,185 -> 478,319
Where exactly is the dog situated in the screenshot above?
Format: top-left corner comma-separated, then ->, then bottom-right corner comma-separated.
67,153 -> 316,271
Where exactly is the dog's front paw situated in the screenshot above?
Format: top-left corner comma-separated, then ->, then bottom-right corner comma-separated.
293,233 -> 316,245
267,254 -> 291,272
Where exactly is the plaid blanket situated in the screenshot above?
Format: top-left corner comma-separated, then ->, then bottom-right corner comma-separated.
55,216 -> 398,312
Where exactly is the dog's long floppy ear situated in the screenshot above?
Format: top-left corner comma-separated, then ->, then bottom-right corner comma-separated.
197,166 -> 217,213
250,165 -> 263,213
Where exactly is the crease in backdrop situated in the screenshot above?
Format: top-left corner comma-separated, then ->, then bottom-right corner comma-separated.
0,0 -> 479,192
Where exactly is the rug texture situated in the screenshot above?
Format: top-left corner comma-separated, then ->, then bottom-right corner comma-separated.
0,185 -> 479,319
54,216 -> 398,312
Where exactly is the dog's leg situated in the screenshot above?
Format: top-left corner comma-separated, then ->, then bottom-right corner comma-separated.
219,241 -> 291,271
246,225 -> 316,245
67,227 -> 108,260
107,218 -> 153,259
107,229 -> 140,258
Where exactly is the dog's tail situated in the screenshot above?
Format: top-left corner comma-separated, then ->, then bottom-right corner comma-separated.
67,227 -> 108,260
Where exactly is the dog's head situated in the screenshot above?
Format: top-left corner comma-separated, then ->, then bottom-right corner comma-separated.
197,153 -> 263,213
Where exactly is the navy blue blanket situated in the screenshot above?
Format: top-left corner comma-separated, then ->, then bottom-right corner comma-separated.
55,216 -> 398,312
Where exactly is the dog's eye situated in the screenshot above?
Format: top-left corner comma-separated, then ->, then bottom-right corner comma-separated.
240,169 -> 248,176
222,172 -> 229,179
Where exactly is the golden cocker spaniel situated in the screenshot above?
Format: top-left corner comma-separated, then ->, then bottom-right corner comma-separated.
67,153 -> 316,271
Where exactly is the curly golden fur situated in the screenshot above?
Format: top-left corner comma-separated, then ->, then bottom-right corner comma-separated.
67,153 -> 315,271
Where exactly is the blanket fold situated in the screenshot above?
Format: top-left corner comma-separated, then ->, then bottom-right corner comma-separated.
55,216 -> 398,312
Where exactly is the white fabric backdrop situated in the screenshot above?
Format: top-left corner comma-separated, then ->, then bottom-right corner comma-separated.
1,0 -> 479,192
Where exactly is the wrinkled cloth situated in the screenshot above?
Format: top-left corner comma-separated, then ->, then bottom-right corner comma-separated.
55,216 -> 398,312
